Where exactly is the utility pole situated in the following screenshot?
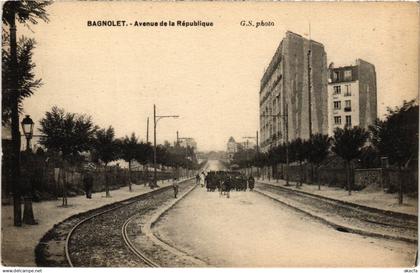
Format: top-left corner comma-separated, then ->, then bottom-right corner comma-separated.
146,117 -> 149,143
243,136 -> 257,177
256,130 -> 259,154
307,22 -> 313,138
285,103 -> 289,186
256,130 -> 260,178
178,132 -> 194,178
153,105 -> 157,188
145,117 -> 149,187
152,104 -> 179,188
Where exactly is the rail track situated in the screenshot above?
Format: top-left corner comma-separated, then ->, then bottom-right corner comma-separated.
256,182 -> 417,243
121,214 -> 159,267
36,179 -> 195,267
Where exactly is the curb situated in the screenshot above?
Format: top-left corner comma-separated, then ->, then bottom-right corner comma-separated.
257,181 -> 418,221
254,189 -> 417,244
140,182 -> 207,266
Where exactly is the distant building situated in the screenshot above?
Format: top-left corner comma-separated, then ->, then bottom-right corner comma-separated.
178,138 -> 197,151
327,59 -> 377,135
260,31 -> 328,152
226,137 -> 237,161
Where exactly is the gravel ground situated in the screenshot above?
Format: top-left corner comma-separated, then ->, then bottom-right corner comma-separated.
67,179 -> 195,267
34,179 -> 194,267
2,182 -> 166,266
153,186 -> 417,267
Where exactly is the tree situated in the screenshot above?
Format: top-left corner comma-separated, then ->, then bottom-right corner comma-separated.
135,142 -> 153,184
252,152 -> 268,178
290,138 -> 310,187
118,133 -> 140,191
118,133 -> 153,191
307,134 -> 330,190
370,100 -> 419,203
39,107 -> 97,159
93,126 -> 119,197
2,36 -> 43,225
39,106 -> 97,206
332,127 -> 369,195
2,37 -> 42,125
3,0 -> 51,226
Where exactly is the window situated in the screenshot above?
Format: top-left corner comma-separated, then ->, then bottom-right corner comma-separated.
333,71 -> 340,81
344,70 -> 352,80
333,85 -> 341,95
345,115 -> 352,127
344,100 -> 351,111
344,85 -> 351,96
334,116 -> 341,125
333,101 -> 341,110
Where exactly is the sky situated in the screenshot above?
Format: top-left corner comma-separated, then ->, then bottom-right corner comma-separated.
12,2 -> 419,151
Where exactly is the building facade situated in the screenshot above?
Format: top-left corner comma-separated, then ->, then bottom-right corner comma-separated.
327,59 -> 377,135
226,137 -> 237,161
259,31 -> 328,152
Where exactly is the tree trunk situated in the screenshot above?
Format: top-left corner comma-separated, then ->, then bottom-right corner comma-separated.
105,164 -> 111,197
310,163 -> 314,184
128,160 -> 132,192
62,168 -> 68,206
398,165 -> 403,204
347,160 -> 351,196
297,161 -> 303,188
317,165 -> 321,190
9,8 -> 22,227
23,196 -> 37,225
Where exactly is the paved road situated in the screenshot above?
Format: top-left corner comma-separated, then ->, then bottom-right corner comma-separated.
202,159 -> 228,172
153,161 -> 416,267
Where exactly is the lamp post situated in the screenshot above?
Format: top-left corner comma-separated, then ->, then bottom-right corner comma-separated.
21,115 -> 34,151
261,103 -> 289,186
152,104 -> 179,188
20,115 -> 37,225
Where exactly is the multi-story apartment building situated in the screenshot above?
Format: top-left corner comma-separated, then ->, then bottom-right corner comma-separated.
327,59 -> 377,135
259,31 -> 328,152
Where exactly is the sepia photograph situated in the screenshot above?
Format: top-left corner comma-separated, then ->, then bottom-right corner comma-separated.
1,0 -> 418,270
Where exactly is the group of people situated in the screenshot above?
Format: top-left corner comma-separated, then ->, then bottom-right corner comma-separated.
172,170 -> 256,199
198,171 -> 255,198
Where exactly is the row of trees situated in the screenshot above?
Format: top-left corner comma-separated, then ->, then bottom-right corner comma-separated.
232,99 -> 418,202
38,106 -> 198,193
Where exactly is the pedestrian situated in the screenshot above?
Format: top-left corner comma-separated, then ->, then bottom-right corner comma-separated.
195,173 -> 200,185
172,177 -> 179,198
225,175 -> 232,198
83,170 -> 94,199
248,175 -> 255,191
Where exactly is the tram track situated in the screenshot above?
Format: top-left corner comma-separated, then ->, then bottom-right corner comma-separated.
255,182 -> 417,243
36,179 -> 195,267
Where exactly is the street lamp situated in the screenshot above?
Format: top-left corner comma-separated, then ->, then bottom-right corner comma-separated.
260,103 -> 289,186
152,104 -> 179,188
21,115 -> 34,151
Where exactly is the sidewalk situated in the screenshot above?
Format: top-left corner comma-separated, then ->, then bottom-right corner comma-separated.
257,179 -> 418,216
1,179 -> 174,267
